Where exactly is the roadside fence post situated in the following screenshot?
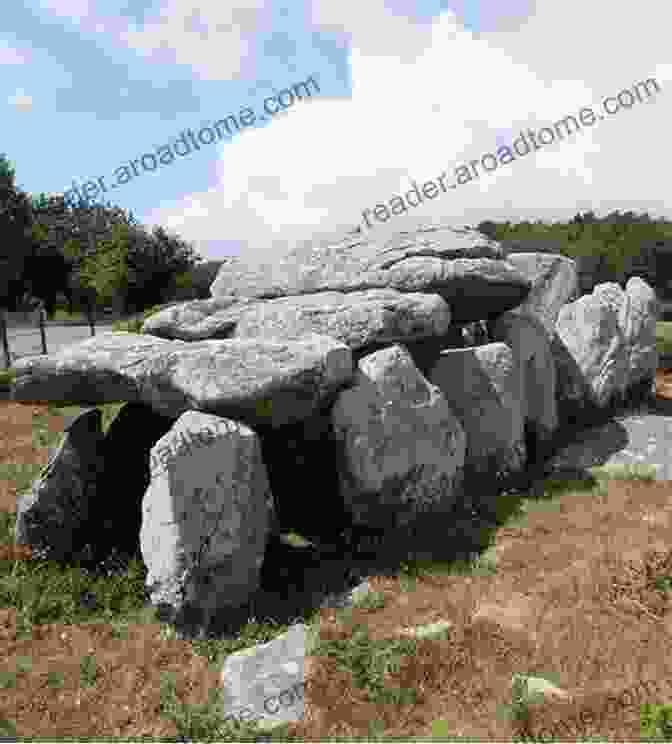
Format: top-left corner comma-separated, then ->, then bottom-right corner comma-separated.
88,307 -> 96,337
0,310 -> 11,369
38,303 -> 47,355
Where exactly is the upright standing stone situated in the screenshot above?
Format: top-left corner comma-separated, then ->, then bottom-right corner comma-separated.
505,253 -> 579,337
619,276 -> 660,387
331,344 -> 466,529
14,408 -> 106,563
429,343 -> 526,485
489,312 -> 558,460
555,282 -> 629,408
140,411 -> 276,626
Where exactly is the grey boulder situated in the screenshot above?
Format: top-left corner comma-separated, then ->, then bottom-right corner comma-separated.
216,622 -> 316,734
141,296 -> 258,341
555,282 -> 631,409
504,252 -> 579,337
429,343 -> 526,486
10,331 -> 353,429
209,225 -> 532,324
141,410 -> 276,623
14,408 -> 106,563
489,312 -> 558,460
619,276 -> 659,387
142,289 -> 452,351
331,344 -> 466,529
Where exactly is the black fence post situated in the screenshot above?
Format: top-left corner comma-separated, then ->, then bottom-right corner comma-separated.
0,311 -> 11,369
38,303 -> 47,355
88,304 -> 96,337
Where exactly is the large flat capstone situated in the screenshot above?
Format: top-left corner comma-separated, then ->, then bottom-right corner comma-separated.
209,225 -> 532,323
9,332 -> 353,428
143,289 -> 452,350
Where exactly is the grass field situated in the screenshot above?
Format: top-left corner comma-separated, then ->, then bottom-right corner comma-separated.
0,315 -> 670,740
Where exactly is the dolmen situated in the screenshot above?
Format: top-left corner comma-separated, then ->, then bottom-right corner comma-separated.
10,223 -> 660,632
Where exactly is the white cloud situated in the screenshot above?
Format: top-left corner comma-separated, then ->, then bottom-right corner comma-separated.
0,41 -> 30,65
308,0 -> 435,63
119,0 -> 267,80
141,0 -> 672,262
33,0 -> 93,21
8,89 -> 34,113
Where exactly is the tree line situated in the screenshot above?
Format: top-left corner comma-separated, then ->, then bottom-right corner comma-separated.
0,152 -> 225,319
476,212 -> 672,297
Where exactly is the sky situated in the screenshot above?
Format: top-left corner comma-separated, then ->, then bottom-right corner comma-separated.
2,0 -> 671,265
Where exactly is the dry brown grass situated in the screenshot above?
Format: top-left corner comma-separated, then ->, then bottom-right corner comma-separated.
286,474 -> 672,742
0,370 -> 670,741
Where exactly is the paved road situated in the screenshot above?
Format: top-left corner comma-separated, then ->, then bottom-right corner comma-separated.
5,323 -> 117,365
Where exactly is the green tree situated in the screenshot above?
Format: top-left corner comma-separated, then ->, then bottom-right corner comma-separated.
77,221 -> 133,307
123,224 -> 203,310
0,154 -> 36,310
66,207 -> 203,315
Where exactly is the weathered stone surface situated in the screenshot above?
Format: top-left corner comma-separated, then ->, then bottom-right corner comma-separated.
555,282 -> 630,408
14,408 -> 106,562
331,344 -> 466,529
141,296 -> 257,341
216,622 -> 319,733
140,410 -> 276,620
10,331 -> 353,429
375,222 -> 509,260
364,326 -> 464,380
429,343 -> 526,483
489,312 -> 558,459
549,332 -> 595,427
505,252 -> 579,336
143,290 -> 452,350
551,277 -> 660,425
209,225 -> 532,323
619,276 -> 659,386
233,289 -> 452,349
88,402 -> 178,563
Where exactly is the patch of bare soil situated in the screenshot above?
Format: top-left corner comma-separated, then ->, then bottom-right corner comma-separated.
0,370 -> 670,741
657,366 -> 672,400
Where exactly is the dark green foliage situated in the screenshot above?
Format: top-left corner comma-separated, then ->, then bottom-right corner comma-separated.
0,154 -> 36,310
640,702 -> 672,741
0,152 -> 206,318
476,211 -> 672,297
